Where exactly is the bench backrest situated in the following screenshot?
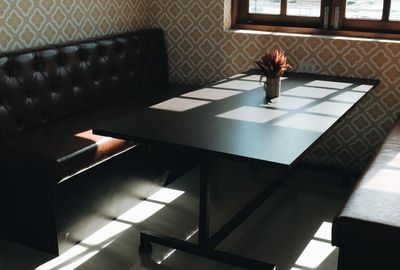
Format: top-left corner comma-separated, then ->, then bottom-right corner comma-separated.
0,28 -> 168,139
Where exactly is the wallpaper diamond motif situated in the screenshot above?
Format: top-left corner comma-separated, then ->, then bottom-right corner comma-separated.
0,0 -> 150,52
149,0 -> 399,172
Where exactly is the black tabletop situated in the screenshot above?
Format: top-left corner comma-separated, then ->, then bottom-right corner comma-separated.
94,70 -> 378,166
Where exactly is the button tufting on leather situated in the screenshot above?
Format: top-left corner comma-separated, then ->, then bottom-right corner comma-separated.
0,29 -> 167,140
34,58 -> 44,71
79,49 -> 88,61
116,44 -> 124,55
98,46 -> 106,57
130,40 -> 138,51
16,120 -> 23,129
73,86 -> 81,93
58,55 -> 65,67
5,61 -> 17,77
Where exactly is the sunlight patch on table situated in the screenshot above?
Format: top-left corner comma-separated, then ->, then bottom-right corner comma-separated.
150,98 -> 210,112
306,80 -> 352,89
229,73 -> 247,79
352,84 -> 374,92
283,86 -> 337,99
213,80 -> 261,91
274,113 -> 337,133
306,101 -> 352,116
217,106 -> 287,123
265,96 -> 315,110
181,88 -> 242,100
330,92 -> 364,103
240,75 -> 288,82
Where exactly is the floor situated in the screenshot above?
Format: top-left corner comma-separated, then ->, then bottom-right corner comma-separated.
0,159 -> 349,270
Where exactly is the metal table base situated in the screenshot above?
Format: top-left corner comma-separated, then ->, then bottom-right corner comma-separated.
139,160 -> 295,270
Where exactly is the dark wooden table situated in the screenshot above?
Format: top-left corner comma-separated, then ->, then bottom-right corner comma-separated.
94,70 -> 378,269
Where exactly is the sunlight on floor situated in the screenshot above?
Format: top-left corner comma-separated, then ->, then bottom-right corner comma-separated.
148,188 -> 185,203
156,228 -> 199,265
294,240 -> 336,269
36,246 -> 88,270
35,187 -> 185,270
118,201 -> 165,224
292,222 -> 336,269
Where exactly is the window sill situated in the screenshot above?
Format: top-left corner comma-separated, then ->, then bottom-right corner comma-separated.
230,23 -> 400,43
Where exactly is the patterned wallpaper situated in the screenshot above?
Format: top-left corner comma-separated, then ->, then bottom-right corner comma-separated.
0,0 -> 150,53
149,0 -> 400,171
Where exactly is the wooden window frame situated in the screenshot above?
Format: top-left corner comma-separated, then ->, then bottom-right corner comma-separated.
232,0 -> 400,39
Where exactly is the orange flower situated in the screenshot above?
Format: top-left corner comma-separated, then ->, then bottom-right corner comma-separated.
255,49 -> 292,79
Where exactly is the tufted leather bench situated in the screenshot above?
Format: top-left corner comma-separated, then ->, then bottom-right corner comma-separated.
332,118 -> 400,269
0,28 -> 192,255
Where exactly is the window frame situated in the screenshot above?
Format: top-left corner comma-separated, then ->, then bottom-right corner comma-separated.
232,0 -> 400,39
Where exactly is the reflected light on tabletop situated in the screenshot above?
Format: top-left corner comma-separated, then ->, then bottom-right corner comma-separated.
181,88 -> 242,101
150,98 -> 210,112
217,106 -> 287,123
305,80 -> 352,90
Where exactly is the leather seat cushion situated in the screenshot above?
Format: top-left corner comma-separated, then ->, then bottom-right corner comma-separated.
332,119 -> 400,247
0,92 -> 164,182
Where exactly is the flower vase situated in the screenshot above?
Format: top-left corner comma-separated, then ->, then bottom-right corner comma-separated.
264,78 -> 281,99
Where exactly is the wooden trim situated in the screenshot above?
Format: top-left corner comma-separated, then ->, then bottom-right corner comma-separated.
281,0 -> 287,16
233,23 -> 334,35
342,18 -> 400,32
236,0 -> 248,22
242,13 -> 322,26
233,23 -> 400,40
335,0 -> 344,29
231,0 -> 400,40
237,0 -> 323,25
331,28 -> 400,39
231,0 -> 239,28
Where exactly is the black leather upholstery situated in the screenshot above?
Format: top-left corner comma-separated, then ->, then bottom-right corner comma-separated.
0,28 -> 172,255
0,93 -> 166,182
0,28 -> 169,181
0,28 -> 168,140
332,118 -> 400,269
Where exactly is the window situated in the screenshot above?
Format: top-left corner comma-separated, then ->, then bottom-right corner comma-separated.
232,0 -> 400,38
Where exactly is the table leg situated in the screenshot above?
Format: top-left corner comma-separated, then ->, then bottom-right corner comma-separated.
199,159 -> 210,251
138,160 -> 290,270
